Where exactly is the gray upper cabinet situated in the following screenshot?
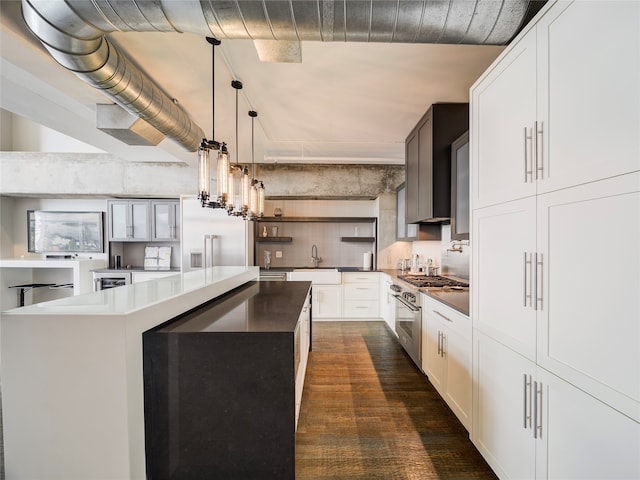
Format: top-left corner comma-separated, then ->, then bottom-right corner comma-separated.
108,200 -> 150,242
450,131 -> 470,241
405,103 -> 469,224
151,200 -> 180,241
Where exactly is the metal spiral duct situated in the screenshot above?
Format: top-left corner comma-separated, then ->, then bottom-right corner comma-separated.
21,0 -> 544,152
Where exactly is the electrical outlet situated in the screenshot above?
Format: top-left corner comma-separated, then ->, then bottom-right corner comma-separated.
275,251 -> 283,258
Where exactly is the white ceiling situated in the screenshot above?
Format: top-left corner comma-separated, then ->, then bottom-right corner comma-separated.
0,1 -> 504,166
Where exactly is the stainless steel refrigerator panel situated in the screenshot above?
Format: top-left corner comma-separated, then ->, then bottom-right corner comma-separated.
180,196 -> 253,271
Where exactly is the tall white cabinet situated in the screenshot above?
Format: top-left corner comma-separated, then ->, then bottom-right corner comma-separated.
471,1 -> 640,479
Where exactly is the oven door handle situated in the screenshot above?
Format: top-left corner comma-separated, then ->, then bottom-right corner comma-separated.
393,294 -> 421,312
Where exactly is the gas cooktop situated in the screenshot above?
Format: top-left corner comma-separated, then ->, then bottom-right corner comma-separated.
397,274 -> 469,289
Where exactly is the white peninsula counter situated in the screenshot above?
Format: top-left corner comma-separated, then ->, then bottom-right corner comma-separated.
0,266 -> 259,480
0,258 -> 106,308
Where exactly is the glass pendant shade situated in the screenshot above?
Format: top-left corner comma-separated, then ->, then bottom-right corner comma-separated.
241,167 -> 251,209
216,150 -> 229,200
249,181 -> 259,216
197,145 -> 210,200
257,182 -> 265,217
227,168 -> 236,209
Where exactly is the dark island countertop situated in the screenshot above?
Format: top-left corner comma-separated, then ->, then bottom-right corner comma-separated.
158,280 -> 312,334
143,279 -> 312,480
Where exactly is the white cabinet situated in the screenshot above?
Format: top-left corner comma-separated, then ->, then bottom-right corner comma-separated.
536,174 -> 640,421
108,200 -> 150,242
422,294 -> 472,430
379,273 -> 395,332
471,2 -> 640,477
151,200 -> 180,241
535,1 -> 640,195
535,367 -> 640,480
474,332 -> 640,480
342,272 -> 379,319
472,0 -> 640,210
471,28 -> 537,209
295,290 -> 311,429
313,284 -> 342,319
472,197 -> 537,361
473,332 -> 536,480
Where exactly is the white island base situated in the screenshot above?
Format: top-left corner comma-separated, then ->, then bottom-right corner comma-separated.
0,266 -> 259,480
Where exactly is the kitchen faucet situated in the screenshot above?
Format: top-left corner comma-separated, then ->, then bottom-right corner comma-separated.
311,244 -> 321,268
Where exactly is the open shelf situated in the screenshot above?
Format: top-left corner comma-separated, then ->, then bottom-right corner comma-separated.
341,237 -> 375,243
256,237 -> 293,243
256,217 -> 376,223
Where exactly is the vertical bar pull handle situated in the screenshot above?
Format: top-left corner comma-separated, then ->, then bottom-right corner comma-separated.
534,381 -> 543,439
524,127 -> 533,183
524,253 -> 533,308
523,374 -> 528,429
533,253 -> 538,311
535,121 -> 544,180
523,374 -> 532,429
533,380 -> 537,438
437,332 -> 442,356
536,253 -> 544,311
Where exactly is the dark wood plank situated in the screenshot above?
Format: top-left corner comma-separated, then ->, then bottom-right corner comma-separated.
296,321 -> 497,480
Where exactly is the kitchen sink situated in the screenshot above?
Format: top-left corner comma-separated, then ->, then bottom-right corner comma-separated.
288,268 -> 341,284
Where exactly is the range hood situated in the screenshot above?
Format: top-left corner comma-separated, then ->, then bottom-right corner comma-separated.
405,103 -> 469,224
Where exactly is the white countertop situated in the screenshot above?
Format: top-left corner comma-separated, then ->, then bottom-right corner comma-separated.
2,265 -> 258,315
0,258 -> 104,268
0,265 -> 259,479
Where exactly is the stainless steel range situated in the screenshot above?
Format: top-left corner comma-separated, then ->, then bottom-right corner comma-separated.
392,275 -> 469,370
397,274 -> 469,289
391,280 -> 423,369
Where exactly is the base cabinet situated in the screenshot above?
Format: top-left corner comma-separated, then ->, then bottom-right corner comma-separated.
422,295 -> 472,431
342,272 -> 379,319
473,332 -> 640,480
313,284 -> 342,318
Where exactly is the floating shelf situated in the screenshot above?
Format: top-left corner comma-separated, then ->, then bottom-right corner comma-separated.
256,217 -> 376,223
256,236 -> 293,243
341,237 -> 375,242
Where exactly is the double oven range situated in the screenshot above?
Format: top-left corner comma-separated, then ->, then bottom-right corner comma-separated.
391,274 -> 468,370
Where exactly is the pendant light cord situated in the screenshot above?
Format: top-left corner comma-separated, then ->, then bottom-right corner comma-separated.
205,37 -> 220,142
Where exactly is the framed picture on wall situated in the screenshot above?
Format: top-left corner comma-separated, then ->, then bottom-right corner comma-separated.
27,210 -> 104,253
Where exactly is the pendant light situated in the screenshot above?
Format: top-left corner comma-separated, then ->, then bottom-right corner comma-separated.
248,110 -> 265,218
197,36 -> 263,216
227,80 -> 251,217
198,36 -> 230,209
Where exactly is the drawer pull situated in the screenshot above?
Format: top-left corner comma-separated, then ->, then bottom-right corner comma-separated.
433,310 -> 453,322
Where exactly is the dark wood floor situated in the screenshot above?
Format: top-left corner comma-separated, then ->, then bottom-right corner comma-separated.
295,321 -> 497,480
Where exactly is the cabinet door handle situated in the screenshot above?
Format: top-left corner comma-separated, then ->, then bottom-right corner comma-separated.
524,126 -> 533,183
434,310 -> 453,322
533,381 -> 542,439
523,374 -> 532,429
437,331 -> 442,356
535,253 -> 544,311
524,253 -> 533,308
535,121 -> 544,180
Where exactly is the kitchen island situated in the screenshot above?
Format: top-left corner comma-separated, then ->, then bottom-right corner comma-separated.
0,266 -> 261,480
144,280 -> 312,480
